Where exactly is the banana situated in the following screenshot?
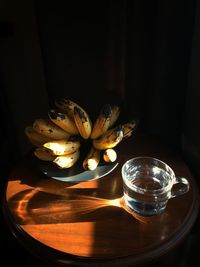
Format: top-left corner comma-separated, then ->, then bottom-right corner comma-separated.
25,126 -> 53,147
43,139 -> 80,156
83,146 -> 101,171
93,125 -> 124,150
103,148 -> 117,163
33,119 -> 70,140
73,106 -> 92,139
34,147 -> 56,161
55,99 -> 92,139
122,120 -> 138,140
109,105 -> 120,128
90,104 -> 112,139
53,149 -> 80,169
54,99 -> 82,119
48,109 -> 79,135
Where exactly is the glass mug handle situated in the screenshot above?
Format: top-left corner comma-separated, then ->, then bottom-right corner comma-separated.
171,177 -> 190,198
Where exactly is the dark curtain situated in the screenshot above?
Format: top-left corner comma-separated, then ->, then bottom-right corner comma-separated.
0,22 -> 17,180
34,0 -> 195,148
125,1 -> 195,144
0,74 -> 15,191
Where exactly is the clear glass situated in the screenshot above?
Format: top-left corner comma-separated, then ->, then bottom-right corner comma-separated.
121,157 -> 190,216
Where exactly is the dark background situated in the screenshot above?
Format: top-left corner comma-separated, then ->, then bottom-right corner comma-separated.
1,0 -> 200,266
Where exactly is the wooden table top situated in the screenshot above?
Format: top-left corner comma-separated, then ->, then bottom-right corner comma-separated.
2,134 -> 200,266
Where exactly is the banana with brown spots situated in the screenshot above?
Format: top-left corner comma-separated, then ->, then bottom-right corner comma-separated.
25,126 -> 53,147
73,106 -> 92,139
93,125 -> 124,150
43,139 -> 80,156
34,147 -> 56,161
109,105 -> 120,129
54,99 -> 82,119
53,149 -> 80,169
122,120 -> 138,140
90,104 -> 112,139
103,148 -> 117,163
48,109 -> 79,135
33,119 -> 70,140
83,146 -> 101,171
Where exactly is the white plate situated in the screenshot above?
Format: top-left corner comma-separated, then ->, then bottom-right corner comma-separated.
39,160 -> 119,182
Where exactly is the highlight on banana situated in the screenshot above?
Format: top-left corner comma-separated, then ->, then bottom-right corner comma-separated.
25,99 -> 138,170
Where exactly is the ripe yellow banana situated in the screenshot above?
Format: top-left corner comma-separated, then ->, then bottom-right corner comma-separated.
25,126 -> 53,147
43,139 -> 80,156
109,105 -> 120,129
90,104 -> 112,139
54,99 -> 82,119
122,120 -> 138,139
93,125 -> 124,150
53,149 -> 80,169
83,146 -> 101,171
73,106 -> 92,139
33,119 -> 70,140
103,148 -> 117,163
48,109 -> 79,135
34,147 -> 56,161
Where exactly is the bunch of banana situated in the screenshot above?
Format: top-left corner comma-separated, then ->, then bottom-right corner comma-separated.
25,98 -> 138,171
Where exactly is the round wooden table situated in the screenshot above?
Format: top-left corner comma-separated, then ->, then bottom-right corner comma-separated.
2,134 -> 200,266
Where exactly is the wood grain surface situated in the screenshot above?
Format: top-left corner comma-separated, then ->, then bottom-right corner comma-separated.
3,134 -> 200,266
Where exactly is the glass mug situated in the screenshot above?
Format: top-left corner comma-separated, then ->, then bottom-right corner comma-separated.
121,157 -> 190,216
